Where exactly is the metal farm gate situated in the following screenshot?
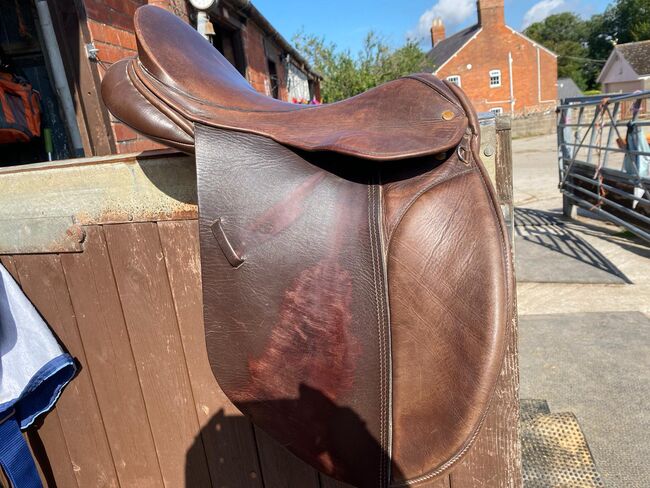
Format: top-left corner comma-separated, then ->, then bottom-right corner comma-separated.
558,91 -> 650,242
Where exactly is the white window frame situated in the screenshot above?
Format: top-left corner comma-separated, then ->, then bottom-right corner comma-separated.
489,69 -> 501,88
446,75 -> 461,87
490,107 -> 503,115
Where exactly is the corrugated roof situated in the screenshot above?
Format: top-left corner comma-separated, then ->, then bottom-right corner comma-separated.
426,24 -> 481,71
616,40 -> 650,76
558,78 -> 583,101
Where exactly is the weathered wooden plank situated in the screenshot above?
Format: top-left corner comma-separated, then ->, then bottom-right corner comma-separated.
1,255 -> 17,276
26,414 -> 78,488
0,151 -> 195,254
479,117 -> 498,184
103,222 -> 212,488
60,226 -> 164,487
13,254 -> 119,488
496,118 -> 514,211
157,220 -> 263,487
254,426 -> 321,488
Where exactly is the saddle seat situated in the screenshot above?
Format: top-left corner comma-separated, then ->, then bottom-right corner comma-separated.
102,5 -> 468,159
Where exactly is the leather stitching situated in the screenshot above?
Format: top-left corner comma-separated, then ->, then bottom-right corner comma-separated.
375,184 -> 390,488
375,182 -> 393,487
368,184 -> 388,487
368,185 -> 382,486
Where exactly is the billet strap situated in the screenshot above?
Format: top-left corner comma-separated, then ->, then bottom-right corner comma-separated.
0,409 -> 42,488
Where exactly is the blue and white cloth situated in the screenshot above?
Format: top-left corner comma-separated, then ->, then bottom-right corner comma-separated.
0,263 -> 77,488
623,124 -> 650,209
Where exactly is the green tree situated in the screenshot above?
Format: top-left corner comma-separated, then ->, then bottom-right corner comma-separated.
603,0 -> 650,43
524,13 -> 590,89
583,14 -> 611,89
524,1 -> 650,89
583,0 -> 650,87
293,31 -> 432,103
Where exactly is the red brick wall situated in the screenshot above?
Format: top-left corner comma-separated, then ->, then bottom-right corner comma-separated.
241,21 -> 289,101
436,24 -> 557,115
277,58 -> 289,101
83,0 -> 190,153
83,1 -> 306,154
242,21 -> 269,95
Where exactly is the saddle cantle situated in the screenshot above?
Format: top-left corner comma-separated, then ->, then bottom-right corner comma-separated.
101,6 -> 513,487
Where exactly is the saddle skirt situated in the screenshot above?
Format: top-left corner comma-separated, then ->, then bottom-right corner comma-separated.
102,6 -> 513,487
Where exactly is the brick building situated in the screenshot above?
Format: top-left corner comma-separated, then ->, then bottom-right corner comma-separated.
427,0 -> 557,115
0,0 -> 320,163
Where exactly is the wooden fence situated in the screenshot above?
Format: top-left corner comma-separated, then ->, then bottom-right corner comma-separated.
0,116 -> 519,487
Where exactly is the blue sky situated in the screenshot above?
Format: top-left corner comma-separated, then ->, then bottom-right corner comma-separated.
254,0 -> 612,53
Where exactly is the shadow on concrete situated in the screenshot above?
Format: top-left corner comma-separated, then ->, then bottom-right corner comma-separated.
519,312 -> 650,487
514,208 -> 630,283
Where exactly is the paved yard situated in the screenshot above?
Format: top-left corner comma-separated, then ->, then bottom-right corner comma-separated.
512,133 -> 650,487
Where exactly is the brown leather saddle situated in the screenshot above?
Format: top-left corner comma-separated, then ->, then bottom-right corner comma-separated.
102,6 -> 513,487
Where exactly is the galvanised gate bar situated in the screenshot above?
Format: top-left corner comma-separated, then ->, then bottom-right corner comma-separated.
558,91 -> 650,242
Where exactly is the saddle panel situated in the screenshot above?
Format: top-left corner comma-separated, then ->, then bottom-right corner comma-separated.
384,84 -> 512,485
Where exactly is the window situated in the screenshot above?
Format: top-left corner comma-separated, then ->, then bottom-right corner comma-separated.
489,69 -> 501,87
490,107 -> 503,115
446,75 -> 461,87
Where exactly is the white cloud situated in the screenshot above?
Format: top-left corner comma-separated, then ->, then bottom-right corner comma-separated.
522,0 -> 566,29
408,0 -> 475,42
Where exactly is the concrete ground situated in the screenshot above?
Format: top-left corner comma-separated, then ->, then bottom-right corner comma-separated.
512,134 -> 650,487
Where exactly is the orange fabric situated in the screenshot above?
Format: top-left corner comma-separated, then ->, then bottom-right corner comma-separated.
0,128 -> 29,144
0,72 -> 41,143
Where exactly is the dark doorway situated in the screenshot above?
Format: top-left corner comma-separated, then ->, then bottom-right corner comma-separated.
0,0 -> 71,165
267,58 -> 279,99
210,19 -> 246,76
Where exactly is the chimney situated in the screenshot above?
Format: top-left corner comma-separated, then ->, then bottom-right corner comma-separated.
430,18 -> 445,47
477,0 -> 505,27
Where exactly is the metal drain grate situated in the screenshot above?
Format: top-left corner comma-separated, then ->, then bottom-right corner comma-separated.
522,412 -> 605,487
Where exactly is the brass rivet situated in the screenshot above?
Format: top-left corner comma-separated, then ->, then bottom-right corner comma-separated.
442,110 -> 455,120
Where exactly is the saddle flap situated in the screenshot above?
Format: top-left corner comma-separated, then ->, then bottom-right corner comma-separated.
102,5 -> 468,160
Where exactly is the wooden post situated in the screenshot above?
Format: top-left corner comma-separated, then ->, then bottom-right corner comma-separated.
444,115 -> 520,487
